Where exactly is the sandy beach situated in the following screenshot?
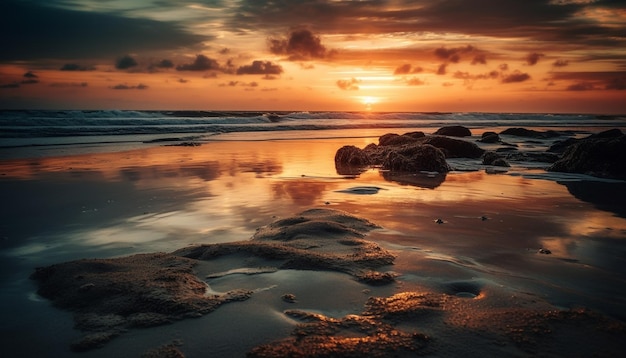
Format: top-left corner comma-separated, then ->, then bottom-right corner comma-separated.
2,128 -> 626,357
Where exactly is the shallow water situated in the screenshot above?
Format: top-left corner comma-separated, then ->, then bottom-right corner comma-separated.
1,128 -> 625,356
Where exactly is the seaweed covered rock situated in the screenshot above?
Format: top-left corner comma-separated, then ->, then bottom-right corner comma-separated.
420,136 -> 485,158
381,144 -> 450,172
500,128 -> 560,139
482,151 -> 510,167
335,145 -> 370,166
479,131 -> 501,143
434,125 -> 472,137
31,253 -> 251,351
548,133 -> 626,179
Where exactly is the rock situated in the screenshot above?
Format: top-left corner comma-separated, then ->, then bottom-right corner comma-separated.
500,128 -> 560,138
434,125 -> 472,137
381,144 -> 451,173
378,133 -> 420,146
538,248 -> 552,255
420,136 -> 485,158
505,152 -> 559,163
548,129 -> 623,153
482,151 -> 505,166
479,131 -> 501,143
282,294 -> 297,303
334,145 -> 370,166
548,134 -> 626,179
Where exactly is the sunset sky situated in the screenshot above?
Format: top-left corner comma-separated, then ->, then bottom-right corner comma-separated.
1,0 -> 625,113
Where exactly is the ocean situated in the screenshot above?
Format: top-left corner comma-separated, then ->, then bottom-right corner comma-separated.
1,110 -> 625,160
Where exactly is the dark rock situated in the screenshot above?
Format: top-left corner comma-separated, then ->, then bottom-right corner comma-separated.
505,152 -> 560,163
434,125 -> 472,137
378,133 -> 419,146
381,144 -> 450,173
482,151 -> 510,167
479,132 -> 500,143
403,131 -> 426,139
420,136 -> 485,158
548,134 -> 626,179
501,128 -> 560,139
548,129 -> 623,154
335,145 -> 370,166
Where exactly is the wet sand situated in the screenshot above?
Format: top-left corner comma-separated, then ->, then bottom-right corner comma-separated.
1,130 -> 626,357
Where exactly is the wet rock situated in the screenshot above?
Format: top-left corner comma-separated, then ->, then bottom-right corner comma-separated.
282,294 -> 297,303
381,144 -> 450,173
479,131 -> 501,143
482,151 -> 510,167
334,145 -> 370,166
378,133 -> 420,146
420,136 -> 485,158
501,128 -> 560,139
538,248 -> 552,255
434,125 -> 472,137
505,151 -> 560,163
548,129 -> 623,154
548,133 -> 626,179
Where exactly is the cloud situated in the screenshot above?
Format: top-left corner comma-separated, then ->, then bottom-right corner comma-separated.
20,79 -> 39,85
269,29 -> 327,60
567,82 -> 594,91
0,0 -> 206,61
436,64 -> 447,75
50,82 -> 88,88
236,61 -> 284,75
176,55 -> 220,71
406,77 -> 425,86
606,77 -> 626,90
336,78 -> 360,90
502,71 -> 531,83
219,81 -> 259,87
553,59 -> 570,67
499,63 -> 509,71
155,59 -> 175,69
111,83 -> 148,90
434,45 -> 475,63
526,52 -> 544,66
0,82 -> 20,89
23,71 -> 38,78
116,55 -> 138,70
394,64 -> 422,75
471,54 -> 487,65
60,63 -> 94,71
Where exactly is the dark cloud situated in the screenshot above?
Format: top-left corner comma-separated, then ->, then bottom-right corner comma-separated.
552,59 -> 569,67
453,70 -> 500,82
155,59 -> 175,69
526,52 -> 544,66
434,45 -> 475,63
0,82 -> 20,89
50,82 -> 88,88
116,55 -> 138,70
406,77 -> 425,86
567,82 -> 594,91
60,63 -> 94,71
111,83 -> 148,90
236,60 -> 283,75
502,71 -> 531,83
0,0 -> 206,61
269,29 -> 327,60
471,54 -> 487,65
176,55 -> 220,71
606,77 -> 626,90
394,64 -> 422,75
436,64 -> 447,75
336,78 -> 359,90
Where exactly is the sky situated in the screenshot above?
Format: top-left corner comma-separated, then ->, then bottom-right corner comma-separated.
0,0 -> 625,113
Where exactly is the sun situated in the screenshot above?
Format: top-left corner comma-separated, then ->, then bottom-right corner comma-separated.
358,96 -> 380,111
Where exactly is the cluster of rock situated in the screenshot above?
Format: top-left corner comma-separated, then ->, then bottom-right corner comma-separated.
335,125 -> 626,180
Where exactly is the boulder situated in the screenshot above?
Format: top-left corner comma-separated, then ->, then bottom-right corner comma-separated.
479,131 -> 500,143
434,125 -> 472,137
378,133 -> 420,146
500,128 -> 560,139
335,145 -> 370,166
548,129 -> 623,153
420,136 -> 485,158
381,144 -> 450,173
548,134 -> 626,179
482,151 -> 510,167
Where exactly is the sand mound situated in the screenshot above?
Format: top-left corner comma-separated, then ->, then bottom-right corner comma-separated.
31,208 -> 395,351
174,208 -> 396,283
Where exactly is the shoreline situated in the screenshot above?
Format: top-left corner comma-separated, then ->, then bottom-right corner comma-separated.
2,127 -> 626,356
